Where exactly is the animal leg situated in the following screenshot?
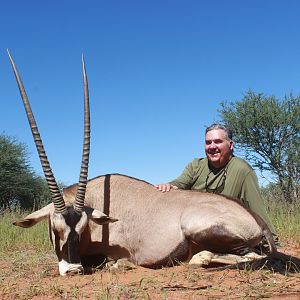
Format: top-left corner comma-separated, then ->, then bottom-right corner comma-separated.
107,258 -> 136,272
183,222 -> 259,256
188,251 -> 266,266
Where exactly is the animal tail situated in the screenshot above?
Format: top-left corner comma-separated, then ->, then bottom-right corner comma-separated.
252,213 -> 292,264
261,224 -> 277,255
248,211 -> 278,256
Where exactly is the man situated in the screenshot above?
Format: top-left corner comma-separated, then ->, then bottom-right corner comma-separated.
155,123 -> 276,234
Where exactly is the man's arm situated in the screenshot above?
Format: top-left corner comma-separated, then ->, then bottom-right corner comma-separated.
240,171 -> 276,234
155,183 -> 178,192
155,160 -> 197,192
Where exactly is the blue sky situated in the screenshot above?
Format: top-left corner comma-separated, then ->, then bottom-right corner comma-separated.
1,1 -> 300,186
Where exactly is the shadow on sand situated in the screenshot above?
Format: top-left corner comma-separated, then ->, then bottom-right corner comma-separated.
205,252 -> 300,275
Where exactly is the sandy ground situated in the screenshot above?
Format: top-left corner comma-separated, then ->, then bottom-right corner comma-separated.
1,239 -> 300,299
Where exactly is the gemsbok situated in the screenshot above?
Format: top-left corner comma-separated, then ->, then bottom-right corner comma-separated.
8,50 -> 279,276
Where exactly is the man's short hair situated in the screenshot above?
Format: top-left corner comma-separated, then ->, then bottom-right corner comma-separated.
205,123 -> 233,140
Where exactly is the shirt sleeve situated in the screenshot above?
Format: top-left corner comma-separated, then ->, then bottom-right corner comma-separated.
169,160 -> 198,190
240,171 -> 276,234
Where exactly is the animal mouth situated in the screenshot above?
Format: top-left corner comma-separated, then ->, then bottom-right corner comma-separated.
59,260 -> 84,276
65,265 -> 84,276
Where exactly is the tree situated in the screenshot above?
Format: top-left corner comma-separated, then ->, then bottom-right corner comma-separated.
219,91 -> 300,203
0,134 -> 51,209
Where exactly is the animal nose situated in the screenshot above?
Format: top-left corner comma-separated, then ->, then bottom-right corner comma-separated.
59,260 -> 84,276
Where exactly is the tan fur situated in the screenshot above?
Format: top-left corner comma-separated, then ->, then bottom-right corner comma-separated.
15,173 -> 275,270
64,174 -> 269,266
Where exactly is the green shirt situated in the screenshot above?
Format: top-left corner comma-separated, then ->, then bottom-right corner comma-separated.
170,157 -> 275,233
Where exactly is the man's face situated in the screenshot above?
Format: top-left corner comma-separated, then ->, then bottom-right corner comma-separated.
205,129 -> 233,168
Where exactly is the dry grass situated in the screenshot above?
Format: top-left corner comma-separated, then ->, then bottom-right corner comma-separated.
1,246 -> 300,299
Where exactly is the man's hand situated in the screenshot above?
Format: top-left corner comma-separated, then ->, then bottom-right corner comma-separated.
155,183 -> 178,192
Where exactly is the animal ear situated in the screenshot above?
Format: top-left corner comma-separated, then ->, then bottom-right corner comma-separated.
84,207 -> 118,225
91,215 -> 118,225
13,204 -> 52,228
14,218 -> 44,228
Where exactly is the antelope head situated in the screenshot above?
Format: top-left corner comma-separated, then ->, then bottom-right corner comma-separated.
8,51 -> 117,275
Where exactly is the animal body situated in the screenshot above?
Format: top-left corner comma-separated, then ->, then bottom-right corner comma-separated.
8,51 -> 277,276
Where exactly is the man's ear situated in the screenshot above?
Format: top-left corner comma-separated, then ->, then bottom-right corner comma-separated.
84,207 -> 118,225
229,140 -> 234,152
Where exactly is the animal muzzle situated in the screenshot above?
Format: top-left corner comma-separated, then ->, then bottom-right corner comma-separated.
58,260 -> 83,276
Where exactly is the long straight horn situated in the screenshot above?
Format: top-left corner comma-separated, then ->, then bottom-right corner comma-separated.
73,54 -> 90,212
7,50 -> 66,214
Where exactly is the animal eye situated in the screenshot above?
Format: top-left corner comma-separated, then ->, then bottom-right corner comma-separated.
52,222 -> 65,239
53,229 -> 64,241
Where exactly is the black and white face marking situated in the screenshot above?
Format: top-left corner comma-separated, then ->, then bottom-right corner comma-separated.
50,206 -> 88,276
